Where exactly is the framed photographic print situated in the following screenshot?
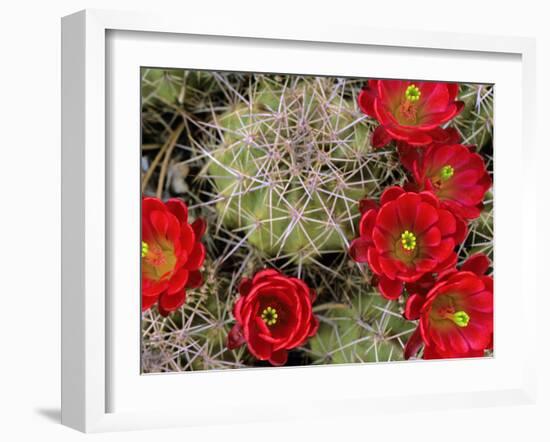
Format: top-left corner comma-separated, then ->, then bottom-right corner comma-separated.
61,9 -> 537,432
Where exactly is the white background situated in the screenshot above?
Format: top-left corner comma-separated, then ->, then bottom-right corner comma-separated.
109,28 -> 525,418
0,0 -> 548,441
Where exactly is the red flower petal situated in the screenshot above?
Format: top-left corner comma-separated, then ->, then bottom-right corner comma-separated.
397,144 -> 421,172
269,349 -> 288,366
429,127 -> 461,144
380,186 -> 405,205
359,198 -> 378,215
378,255 -> 399,280
404,327 -> 423,360
158,289 -> 186,316
142,197 -> 167,216
245,317 -> 274,361
464,290 -> 493,313
436,253 -> 458,274
357,85 -> 376,117
414,258 -> 437,273
165,212 -> 182,244
185,242 -> 206,271
460,253 -> 490,276
458,314 -> 492,350
453,100 -> 465,116
252,269 -> 282,284
420,226 -> 441,247
142,277 -> 169,297
191,218 -> 207,239
404,294 -> 425,320
166,268 -> 189,295
186,270 -> 204,289
141,293 -> 158,311
424,238 -> 455,262
396,193 -> 420,230
308,315 -> 320,337
413,202 -> 439,234
227,323 -> 246,350
372,228 -> 393,253
238,278 -> 253,297
166,198 -> 188,223
376,203 -> 400,234
378,79 -> 407,102
420,82 -> 450,113
367,248 -> 383,275
482,276 -> 493,293
418,191 -> 440,207
359,210 -> 377,238
435,210 -> 457,238
371,125 -> 393,148
387,128 -> 432,146
150,210 -> 169,236
378,276 -> 403,300
446,83 -> 460,100
349,237 -> 370,263
447,327 -> 471,354
179,222 -> 196,256
453,217 -> 468,244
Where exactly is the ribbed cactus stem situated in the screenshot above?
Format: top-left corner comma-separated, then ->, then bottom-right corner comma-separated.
203,76 -> 396,263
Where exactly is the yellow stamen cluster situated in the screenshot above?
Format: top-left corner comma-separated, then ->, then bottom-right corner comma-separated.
141,241 -> 149,258
261,306 -> 278,326
405,84 -> 421,102
440,165 -> 455,181
451,311 -> 470,327
401,230 -> 417,251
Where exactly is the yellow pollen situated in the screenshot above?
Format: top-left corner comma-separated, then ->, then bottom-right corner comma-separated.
405,84 -> 421,102
261,306 -> 278,326
141,241 -> 149,258
401,230 -> 417,251
440,165 -> 454,181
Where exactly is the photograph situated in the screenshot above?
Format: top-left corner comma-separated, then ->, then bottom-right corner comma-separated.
140,69 -> 494,372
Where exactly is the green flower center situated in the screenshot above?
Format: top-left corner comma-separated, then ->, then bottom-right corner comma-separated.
443,310 -> 470,327
142,242 -> 169,267
141,241 -> 149,258
401,230 -> 417,251
405,84 -> 421,102
440,165 -> 454,181
141,239 -> 176,282
261,306 -> 278,326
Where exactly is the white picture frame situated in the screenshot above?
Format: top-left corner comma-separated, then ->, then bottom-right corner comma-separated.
61,9 -> 537,433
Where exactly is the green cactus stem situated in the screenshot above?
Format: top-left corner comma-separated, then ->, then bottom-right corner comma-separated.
204,76 -> 395,263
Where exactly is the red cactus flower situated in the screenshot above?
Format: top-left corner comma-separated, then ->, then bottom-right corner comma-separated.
349,187 -> 467,300
142,197 -> 206,316
397,127 -> 462,172
227,269 -> 319,366
358,80 -> 464,148
403,143 -> 491,219
403,253 -> 493,360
